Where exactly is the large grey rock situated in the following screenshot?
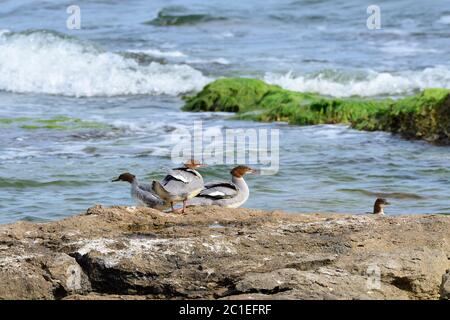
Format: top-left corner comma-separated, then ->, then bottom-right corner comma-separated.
0,205 -> 449,300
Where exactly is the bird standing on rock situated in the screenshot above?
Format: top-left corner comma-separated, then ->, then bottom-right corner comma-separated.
112,172 -> 169,210
188,165 -> 257,208
152,160 -> 205,213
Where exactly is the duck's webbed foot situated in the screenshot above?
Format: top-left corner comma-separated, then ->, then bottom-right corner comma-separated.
180,200 -> 188,214
170,202 -> 184,214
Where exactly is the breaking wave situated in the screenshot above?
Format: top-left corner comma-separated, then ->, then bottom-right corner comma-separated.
0,29 -> 210,97
264,67 -> 450,97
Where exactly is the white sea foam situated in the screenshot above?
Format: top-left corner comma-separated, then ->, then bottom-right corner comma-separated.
0,29 -> 10,36
187,57 -> 230,65
213,31 -> 235,39
438,15 -> 450,24
126,48 -> 187,58
128,48 -> 230,65
264,67 -> 450,97
0,30 -> 210,97
379,41 -> 440,56
109,119 -> 189,135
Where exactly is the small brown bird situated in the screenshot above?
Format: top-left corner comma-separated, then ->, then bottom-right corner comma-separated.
373,198 -> 390,215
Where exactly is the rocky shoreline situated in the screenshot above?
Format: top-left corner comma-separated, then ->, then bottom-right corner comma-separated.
0,205 -> 449,300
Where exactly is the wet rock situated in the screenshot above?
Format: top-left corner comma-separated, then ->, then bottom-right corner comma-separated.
0,206 -> 449,299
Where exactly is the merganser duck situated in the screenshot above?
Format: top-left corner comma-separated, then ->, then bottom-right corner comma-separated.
112,172 -> 168,210
188,165 -> 255,208
373,198 -> 390,215
152,160 -> 205,213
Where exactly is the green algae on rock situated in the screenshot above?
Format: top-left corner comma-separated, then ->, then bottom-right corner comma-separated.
183,78 -> 450,145
145,6 -> 226,26
356,88 -> 450,144
0,116 -> 108,131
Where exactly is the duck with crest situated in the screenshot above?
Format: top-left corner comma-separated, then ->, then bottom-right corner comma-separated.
188,165 -> 256,208
152,160 -> 205,213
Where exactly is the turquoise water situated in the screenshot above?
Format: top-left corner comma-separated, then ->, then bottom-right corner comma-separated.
0,0 -> 449,223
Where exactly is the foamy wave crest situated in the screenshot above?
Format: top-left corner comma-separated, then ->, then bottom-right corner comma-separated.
264,67 -> 450,97
126,48 -> 187,58
0,30 -> 210,97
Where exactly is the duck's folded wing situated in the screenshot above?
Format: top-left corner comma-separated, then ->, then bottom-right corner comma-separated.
198,182 -> 238,199
138,183 -> 154,193
163,168 -> 200,184
135,187 -> 164,205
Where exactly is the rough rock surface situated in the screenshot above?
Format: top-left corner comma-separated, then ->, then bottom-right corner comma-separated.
0,205 -> 449,300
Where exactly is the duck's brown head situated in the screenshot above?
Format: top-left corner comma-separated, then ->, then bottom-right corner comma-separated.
112,172 -> 136,184
373,198 -> 390,214
230,165 -> 254,178
184,159 -> 206,169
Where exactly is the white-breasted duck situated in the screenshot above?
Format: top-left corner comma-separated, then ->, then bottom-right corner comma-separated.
188,165 -> 256,208
112,172 -> 168,210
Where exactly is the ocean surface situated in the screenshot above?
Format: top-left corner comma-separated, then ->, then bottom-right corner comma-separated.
1,0 -> 449,223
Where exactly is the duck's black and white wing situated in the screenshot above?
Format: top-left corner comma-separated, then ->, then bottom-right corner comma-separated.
163,167 -> 202,185
198,182 -> 238,199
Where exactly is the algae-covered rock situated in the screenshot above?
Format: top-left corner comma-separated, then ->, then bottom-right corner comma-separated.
183,78 -> 278,113
182,78 -> 390,122
183,78 -> 450,145
0,116 -> 108,131
145,6 -> 226,26
358,88 -> 450,144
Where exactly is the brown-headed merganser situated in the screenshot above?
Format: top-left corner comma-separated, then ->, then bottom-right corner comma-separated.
152,160 -> 205,213
112,172 -> 168,210
188,165 -> 256,208
373,198 -> 390,215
